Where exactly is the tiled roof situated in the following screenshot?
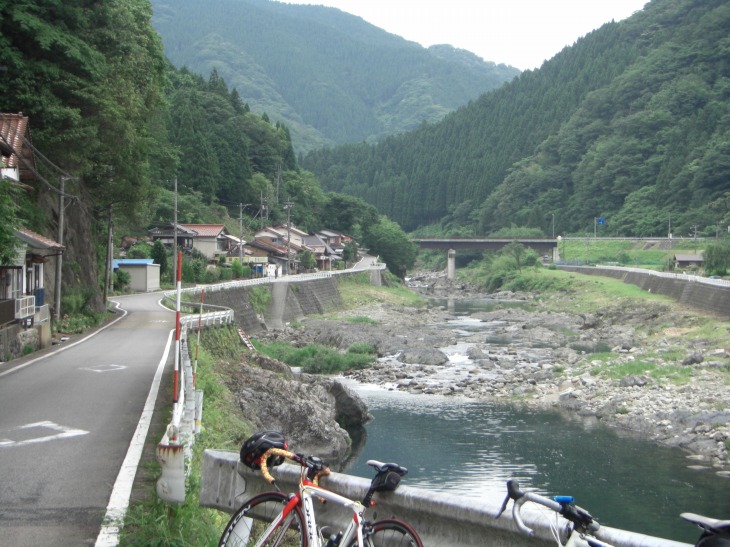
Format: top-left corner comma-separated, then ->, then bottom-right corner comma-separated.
0,113 -> 36,180
246,239 -> 286,256
179,224 -> 227,237
14,227 -> 64,251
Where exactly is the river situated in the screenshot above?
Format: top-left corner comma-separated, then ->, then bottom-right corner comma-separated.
340,298 -> 730,544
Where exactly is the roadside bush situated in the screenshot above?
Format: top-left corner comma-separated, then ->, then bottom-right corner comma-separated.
61,288 -> 95,315
231,259 -> 243,279
247,286 -> 271,315
258,341 -> 374,373
203,268 -> 220,284
114,269 -> 131,290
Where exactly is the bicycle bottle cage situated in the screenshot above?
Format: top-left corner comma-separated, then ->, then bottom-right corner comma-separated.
240,430 -> 288,470
371,471 -> 401,492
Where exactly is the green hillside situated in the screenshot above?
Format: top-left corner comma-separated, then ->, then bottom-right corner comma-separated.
149,0 -> 519,153
302,0 -> 730,239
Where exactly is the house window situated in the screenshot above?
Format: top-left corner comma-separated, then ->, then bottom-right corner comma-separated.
2,268 -> 23,299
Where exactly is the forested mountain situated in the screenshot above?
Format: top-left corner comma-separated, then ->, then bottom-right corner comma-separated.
149,0 -> 519,153
0,0 -> 417,313
303,0 -> 730,239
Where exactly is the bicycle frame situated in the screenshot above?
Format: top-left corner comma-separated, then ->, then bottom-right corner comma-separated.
253,473 -> 367,547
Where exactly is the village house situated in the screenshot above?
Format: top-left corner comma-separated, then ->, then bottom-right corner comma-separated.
673,253 -> 704,270
148,223 -> 241,261
304,233 -> 338,271
1,113 -> 62,354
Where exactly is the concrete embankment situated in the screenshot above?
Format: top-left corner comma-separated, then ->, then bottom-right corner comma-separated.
202,276 -> 345,333
560,266 -> 730,317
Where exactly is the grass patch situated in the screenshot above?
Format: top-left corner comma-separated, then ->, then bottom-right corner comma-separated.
257,340 -> 375,373
346,316 -> 379,324
560,238 -> 703,267
247,285 -> 272,315
649,364 -> 694,385
591,360 -> 656,379
336,273 -> 425,309
54,310 -> 108,334
528,269 -> 674,314
120,326 -> 251,546
588,358 -> 694,385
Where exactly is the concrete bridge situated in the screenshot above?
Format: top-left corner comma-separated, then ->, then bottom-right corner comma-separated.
412,238 -> 559,279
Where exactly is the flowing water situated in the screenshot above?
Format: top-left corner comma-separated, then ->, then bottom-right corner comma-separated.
341,298 -> 730,544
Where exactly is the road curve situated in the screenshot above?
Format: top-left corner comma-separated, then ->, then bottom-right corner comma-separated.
0,292 -> 175,546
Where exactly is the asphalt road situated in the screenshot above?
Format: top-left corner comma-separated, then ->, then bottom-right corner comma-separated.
0,292 -> 175,546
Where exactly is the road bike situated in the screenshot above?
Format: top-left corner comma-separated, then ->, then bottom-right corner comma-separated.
498,479 -> 730,547
218,447 -> 423,547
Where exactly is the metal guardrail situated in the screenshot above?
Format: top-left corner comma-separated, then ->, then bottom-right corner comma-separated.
594,265 -> 730,288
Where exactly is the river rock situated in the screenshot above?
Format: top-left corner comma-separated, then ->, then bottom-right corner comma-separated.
226,360 -> 370,464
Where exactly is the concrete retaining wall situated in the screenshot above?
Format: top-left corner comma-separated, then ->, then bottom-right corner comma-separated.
201,449 -> 690,547
560,266 -> 730,317
203,276 -> 344,334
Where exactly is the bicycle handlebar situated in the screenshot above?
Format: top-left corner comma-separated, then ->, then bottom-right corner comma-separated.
497,480 -> 599,538
259,447 -> 330,485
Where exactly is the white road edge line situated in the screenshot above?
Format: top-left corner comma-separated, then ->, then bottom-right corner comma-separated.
95,328 -> 175,547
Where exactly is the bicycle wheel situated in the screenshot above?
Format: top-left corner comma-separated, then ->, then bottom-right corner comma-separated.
219,491 -> 307,547
357,518 -> 423,547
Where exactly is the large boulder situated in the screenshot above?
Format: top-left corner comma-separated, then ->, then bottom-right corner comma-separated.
227,359 -> 370,466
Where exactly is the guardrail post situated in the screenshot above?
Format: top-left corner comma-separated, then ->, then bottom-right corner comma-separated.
156,428 -> 186,504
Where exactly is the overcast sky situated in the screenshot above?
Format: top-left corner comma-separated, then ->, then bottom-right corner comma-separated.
281,0 -> 648,70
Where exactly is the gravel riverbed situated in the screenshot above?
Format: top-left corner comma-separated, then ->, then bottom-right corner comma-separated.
262,270 -> 730,476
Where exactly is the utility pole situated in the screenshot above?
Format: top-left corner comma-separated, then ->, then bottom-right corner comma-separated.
172,178 -> 178,284
103,206 -> 113,303
54,175 -> 69,320
239,202 -> 243,263
260,191 -> 268,223
284,200 -> 293,275
275,164 -> 281,204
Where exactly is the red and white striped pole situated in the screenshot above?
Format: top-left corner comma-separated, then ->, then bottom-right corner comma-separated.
173,250 -> 182,404
194,289 -> 205,388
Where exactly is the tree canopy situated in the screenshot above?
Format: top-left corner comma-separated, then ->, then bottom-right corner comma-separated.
303,0 -> 730,240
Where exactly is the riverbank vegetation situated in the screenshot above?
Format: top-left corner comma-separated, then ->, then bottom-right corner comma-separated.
257,340 -> 376,373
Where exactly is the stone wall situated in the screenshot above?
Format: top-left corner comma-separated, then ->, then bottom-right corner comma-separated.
560,266 -> 730,317
0,323 -> 40,361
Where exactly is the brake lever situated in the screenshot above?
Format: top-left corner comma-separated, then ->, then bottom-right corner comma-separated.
497,480 -> 524,518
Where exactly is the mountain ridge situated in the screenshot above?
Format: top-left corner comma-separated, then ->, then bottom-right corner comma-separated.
150,0 -> 519,153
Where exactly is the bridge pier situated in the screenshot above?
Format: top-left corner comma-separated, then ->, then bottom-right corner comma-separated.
447,249 -> 456,280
